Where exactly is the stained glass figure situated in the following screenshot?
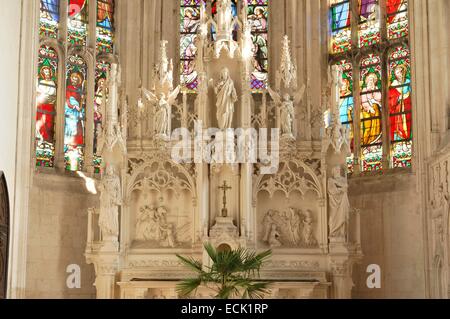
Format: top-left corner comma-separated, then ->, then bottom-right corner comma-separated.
180,0 -> 204,92
64,55 -> 87,171
97,0 -> 114,53
247,0 -> 269,92
389,45 -> 412,168
40,0 -> 60,39
67,0 -> 89,46
36,45 -> 59,168
360,54 -> 383,171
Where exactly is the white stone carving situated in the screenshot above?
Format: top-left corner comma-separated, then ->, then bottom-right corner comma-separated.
323,65 -> 351,154
212,0 -> 239,58
97,63 -> 127,155
135,203 -> 176,248
276,35 -> 298,90
302,210 -> 318,247
268,35 -> 305,139
262,208 -> 318,248
143,87 -> 180,139
328,166 -> 350,240
255,160 -> 323,200
267,88 -> 304,139
98,165 -> 122,242
140,40 -> 180,140
214,68 -> 237,129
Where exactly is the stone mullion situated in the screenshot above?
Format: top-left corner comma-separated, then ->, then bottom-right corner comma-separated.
85,0 -> 98,174
380,0 -> 391,170
381,47 -> 391,170
55,0 -> 69,171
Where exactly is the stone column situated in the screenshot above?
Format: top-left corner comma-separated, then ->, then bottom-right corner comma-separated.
91,258 -> 119,299
329,259 -> 354,299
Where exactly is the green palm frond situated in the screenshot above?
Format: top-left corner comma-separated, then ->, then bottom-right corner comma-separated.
177,244 -> 272,300
176,277 -> 202,297
204,243 -> 218,263
176,254 -> 203,273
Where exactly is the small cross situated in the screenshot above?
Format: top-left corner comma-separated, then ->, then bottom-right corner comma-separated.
218,181 -> 232,218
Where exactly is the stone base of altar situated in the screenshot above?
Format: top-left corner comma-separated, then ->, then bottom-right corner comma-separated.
117,280 -> 331,299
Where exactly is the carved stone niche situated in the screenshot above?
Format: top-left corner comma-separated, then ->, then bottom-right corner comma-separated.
127,161 -> 195,249
254,161 -> 324,250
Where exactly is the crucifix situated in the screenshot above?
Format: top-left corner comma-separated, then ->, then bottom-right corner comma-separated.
218,181 -> 232,218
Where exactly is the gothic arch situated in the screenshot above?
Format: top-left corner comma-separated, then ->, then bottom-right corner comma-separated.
126,156 -> 197,202
253,160 -> 324,203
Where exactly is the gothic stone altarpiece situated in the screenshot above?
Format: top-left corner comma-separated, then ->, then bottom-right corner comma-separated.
85,0 -> 362,299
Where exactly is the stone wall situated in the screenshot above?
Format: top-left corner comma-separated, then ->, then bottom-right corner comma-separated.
349,173 -> 426,298
25,174 -> 98,299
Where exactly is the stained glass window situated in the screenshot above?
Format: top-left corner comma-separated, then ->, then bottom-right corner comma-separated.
336,59 -> 355,172
330,0 -> 352,54
68,0 -> 89,46
180,0 -> 269,92
65,55 -> 87,172
37,1 -> 116,173
40,0 -> 60,39
94,60 -> 110,173
97,0 -> 114,53
387,0 -> 408,39
389,45 -> 412,168
360,54 -> 383,171
247,0 -> 269,92
180,0 -> 203,92
36,45 -> 59,168
358,0 -> 380,48
329,0 -> 412,173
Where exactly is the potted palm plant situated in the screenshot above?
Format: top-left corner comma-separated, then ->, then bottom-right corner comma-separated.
176,243 -> 272,299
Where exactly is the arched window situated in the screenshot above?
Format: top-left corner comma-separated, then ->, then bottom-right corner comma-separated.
180,0 -> 269,93
36,45 -> 59,168
328,0 -> 411,173
36,0 -> 116,173
65,55 -> 87,172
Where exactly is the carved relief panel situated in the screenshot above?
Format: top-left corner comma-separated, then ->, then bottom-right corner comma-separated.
254,160 -> 325,250
127,157 -> 196,249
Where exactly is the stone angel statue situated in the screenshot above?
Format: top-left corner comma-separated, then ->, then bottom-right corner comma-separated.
267,84 -> 306,138
142,86 -> 180,138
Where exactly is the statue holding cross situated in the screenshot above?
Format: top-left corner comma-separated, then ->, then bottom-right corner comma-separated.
219,181 -> 232,218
